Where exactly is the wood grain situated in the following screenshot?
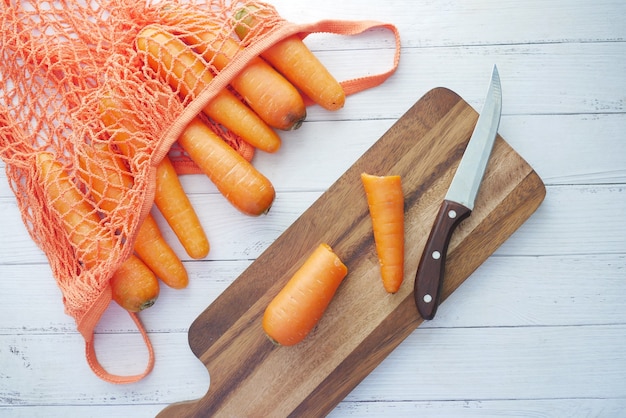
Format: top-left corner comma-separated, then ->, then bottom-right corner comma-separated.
157,87 -> 545,417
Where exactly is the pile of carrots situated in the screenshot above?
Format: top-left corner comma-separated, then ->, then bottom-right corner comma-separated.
35,5 -> 347,313
35,5 -> 405,345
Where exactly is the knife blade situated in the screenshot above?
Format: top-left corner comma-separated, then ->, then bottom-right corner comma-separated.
414,65 -> 502,320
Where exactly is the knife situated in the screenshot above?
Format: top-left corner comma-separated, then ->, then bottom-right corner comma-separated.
414,65 -> 502,320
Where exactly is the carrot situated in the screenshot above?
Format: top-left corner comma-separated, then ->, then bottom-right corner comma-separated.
110,254 -> 160,312
77,143 -> 189,289
262,243 -> 348,346
136,25 -> 282,153
160,7 -> 306,131
361,173 -> 405,293
99,94 -> 210,260
154,155 -> 210,260
35,151 -> 159,312
179,117 -> 275,216
133,214 -> 189,289
234,5 -> 346,111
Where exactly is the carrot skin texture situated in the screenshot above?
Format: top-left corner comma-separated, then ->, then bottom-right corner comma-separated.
110,254 -> 160,312
154,156 -> 210,259
77,143 -> 189,288
134,214 -> 189,289
235,6 -> 346,111
361,173 -> 405,293
160,7 -> 306,131
37,151 -> 109,269
36,152 -> 159,312
262,243 -> 348,346
136,25 -> 282,153
178,118 -> 275,216
98,94 -> 210,260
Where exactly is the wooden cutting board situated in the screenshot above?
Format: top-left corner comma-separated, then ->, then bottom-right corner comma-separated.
157,87 -> 546,417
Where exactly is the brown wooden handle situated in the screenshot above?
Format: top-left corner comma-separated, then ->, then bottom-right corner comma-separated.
414,199 -> 472,319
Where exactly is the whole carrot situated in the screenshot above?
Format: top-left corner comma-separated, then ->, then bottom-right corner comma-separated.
178,117 -> 275,216
154,155 -> 210,260
263,243 -> 348,346
99,94 -> 210,260
133,214 -> 189,289
77,143 -> 189,289
36,152 -> 159,312
234,5 -> 346,111
136,25 -> 282,153
160,6 -> 306,131
361,173 -> 405,293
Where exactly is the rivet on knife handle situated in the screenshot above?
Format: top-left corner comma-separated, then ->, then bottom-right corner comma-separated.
414,200 -> 471,320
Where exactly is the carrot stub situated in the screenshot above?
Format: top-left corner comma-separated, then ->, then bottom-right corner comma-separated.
262,243 -> 348,346
136,25 -> 282,153
160,6 -> 307,131
36,152 -> 159,312
234,6 -> 346,111
361,173 -> 405,293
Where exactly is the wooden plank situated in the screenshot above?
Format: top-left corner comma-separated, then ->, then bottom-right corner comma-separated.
1,254 -> 623,333
266,0 -> 626,48
1,183 -> 623,265
4,399 -> 626,418
3,111 -> 626,199
2,325 -> 625,407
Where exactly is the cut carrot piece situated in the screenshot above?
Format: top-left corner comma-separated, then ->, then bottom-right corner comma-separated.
262,243 -> 348,346
361,173 -> 405,293
136,24 -> 282,153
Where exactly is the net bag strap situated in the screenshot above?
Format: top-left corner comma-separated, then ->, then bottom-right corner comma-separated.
227,18 -> 401,103
79,286 -> 155,384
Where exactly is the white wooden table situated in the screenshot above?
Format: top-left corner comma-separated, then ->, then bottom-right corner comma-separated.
1,0 -> 625,416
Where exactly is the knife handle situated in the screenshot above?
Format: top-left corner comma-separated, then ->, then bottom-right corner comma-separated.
414,200 -> 471,320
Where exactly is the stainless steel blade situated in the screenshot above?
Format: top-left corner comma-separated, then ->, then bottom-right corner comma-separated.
444,65 -> 502,210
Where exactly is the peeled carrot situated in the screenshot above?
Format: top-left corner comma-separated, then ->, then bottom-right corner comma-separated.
262,243 -> 348,346
178,117 -> 275,216
99,94 -> 210,260
77,143 -> 189,289
160,7 -> 306,131
361,173 -> 405,293
136,25 -> 282,153
36,151 -> 159,312
234,5 -> 346,111
154,156 -> 210,260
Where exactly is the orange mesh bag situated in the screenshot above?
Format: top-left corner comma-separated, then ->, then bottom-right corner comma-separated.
0,0 -> 400,383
